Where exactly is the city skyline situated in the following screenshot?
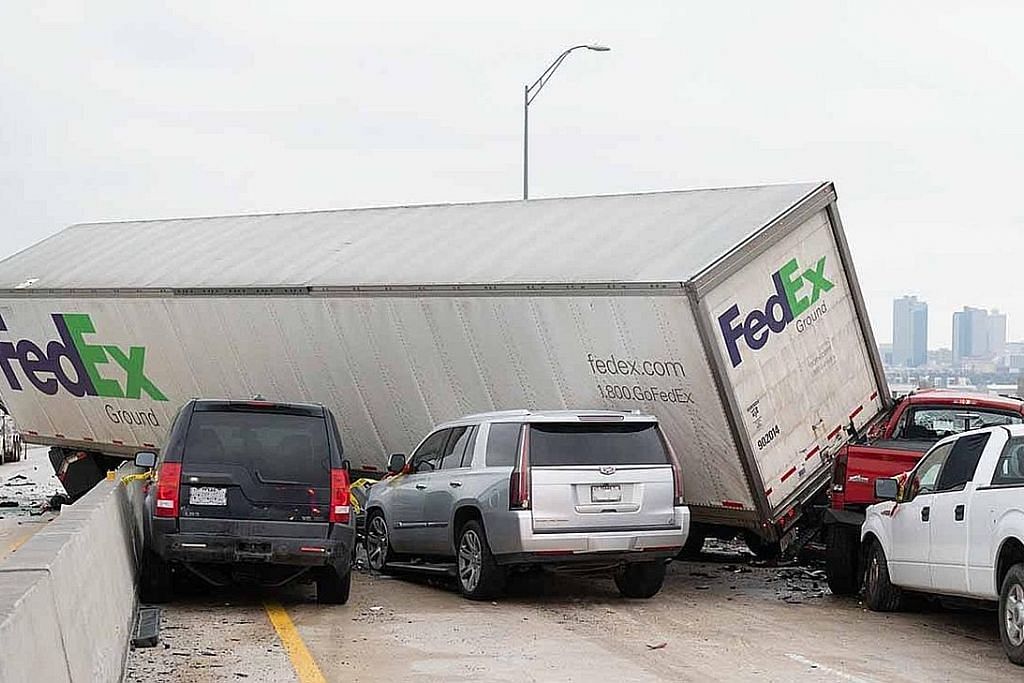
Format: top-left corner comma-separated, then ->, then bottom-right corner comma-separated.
885,294 -> 1012,352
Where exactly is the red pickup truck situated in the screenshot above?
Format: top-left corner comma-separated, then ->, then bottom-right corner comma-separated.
823,388 -> 1024,594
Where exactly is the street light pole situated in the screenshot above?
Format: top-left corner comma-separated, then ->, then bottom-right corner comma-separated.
522,44 -> 610,200
523,84 -> 529,201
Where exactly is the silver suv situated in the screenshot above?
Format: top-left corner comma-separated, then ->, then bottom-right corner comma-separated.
364,410 -> 689,600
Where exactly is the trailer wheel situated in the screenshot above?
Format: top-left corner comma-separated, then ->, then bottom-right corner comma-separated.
999,563 -> 1024,665
863,541 -> 902,612
743,531 -> 781,561
615,561 -> 667,599
824,525 -> 861,595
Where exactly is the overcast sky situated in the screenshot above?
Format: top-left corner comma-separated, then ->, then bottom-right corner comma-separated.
2,1 -> 1023,347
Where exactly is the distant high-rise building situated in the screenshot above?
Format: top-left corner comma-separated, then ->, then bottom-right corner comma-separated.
989,309 -> 1007,360
952,306 -> 992,364
892,296 -> 928,367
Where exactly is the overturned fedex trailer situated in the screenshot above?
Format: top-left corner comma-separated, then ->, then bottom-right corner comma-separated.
0,182 -> 888,549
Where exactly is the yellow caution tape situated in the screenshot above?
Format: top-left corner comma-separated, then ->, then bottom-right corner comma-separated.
120,471 -> 154,485
349,477 -> 378,515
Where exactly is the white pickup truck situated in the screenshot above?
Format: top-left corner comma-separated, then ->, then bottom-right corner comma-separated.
861,424 -> 1024,665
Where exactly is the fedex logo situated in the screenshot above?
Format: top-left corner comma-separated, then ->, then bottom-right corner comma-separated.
0,313 -> 167,400
718,256 -> 834,368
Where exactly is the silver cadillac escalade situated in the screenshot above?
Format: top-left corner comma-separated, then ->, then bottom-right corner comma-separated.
364,410 -> 689,600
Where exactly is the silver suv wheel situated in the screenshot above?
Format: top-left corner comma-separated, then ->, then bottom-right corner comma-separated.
366,515 -> 389,572
458,528 -> 483,593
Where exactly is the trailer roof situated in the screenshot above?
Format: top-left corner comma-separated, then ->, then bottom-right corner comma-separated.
0,183 -> 828,291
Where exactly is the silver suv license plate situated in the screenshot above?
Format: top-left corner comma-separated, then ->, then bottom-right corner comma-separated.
189,486 -> 227,506
591,484 -> 621,503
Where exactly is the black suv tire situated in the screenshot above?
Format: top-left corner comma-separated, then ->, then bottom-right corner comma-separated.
615,561 -> 667,599
139,549 -> 173,604
317,565 -> 352,605
456,520 -> 505,600
863,541 -> 902,612
824,525 -> 861,596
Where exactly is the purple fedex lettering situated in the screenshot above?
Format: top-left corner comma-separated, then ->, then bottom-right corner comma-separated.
718,271 -> 794,368
0,314 -> 96,397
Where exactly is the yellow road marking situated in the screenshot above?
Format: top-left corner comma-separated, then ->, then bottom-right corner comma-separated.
264,601 -> 327,683
2,528 -> 38,560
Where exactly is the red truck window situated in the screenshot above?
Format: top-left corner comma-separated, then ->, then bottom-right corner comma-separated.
894,407 -> 1021,442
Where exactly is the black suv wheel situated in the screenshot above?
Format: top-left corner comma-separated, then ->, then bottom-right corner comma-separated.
139,549 -> 173,604
317,565 -> 352,605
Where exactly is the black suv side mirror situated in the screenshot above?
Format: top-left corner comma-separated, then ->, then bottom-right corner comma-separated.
874,477 -> 899,502
387,453 -> 406,474
135,451 -> 157,469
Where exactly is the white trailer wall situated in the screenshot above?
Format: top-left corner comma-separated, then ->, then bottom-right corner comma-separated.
0,292 -> 754,511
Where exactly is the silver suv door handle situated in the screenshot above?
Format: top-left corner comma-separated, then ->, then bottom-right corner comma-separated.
415,484 -> 427,490
449,481 -> 463,488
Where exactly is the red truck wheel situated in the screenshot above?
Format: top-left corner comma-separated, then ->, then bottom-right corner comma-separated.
825,526 -> 860,595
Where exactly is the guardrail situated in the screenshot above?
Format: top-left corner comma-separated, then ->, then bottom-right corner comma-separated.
0,463 -> 144,682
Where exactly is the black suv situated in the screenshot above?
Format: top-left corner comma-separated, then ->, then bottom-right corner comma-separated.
137,399 -> 355,604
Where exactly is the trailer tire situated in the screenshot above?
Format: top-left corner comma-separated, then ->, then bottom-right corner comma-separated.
743,531 -> 781,561
825,525 -> 861,596
316,565 -> 352,605
139,549 -> 173,604
999,562 -> 1024,665
863,541 -> 902,612
615,561 -> 667,599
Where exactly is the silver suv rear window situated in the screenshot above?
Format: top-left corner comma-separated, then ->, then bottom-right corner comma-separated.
528,423 -> 668,467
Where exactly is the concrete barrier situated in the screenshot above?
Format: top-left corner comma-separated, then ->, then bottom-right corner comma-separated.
0,464 -> 144,682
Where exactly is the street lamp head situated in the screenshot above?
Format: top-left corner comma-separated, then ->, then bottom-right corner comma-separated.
586,44 -> 611,52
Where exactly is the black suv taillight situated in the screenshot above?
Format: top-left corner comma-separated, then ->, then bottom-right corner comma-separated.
155,462 -> 182,518
509,426 -> 530,510
329,468 -> 351,523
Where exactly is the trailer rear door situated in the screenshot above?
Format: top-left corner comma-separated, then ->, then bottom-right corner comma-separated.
701,208 -> 883,515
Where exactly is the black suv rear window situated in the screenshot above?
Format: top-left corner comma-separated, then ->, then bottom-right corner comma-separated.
528,422 -> 668,467
183,410 -> 331,484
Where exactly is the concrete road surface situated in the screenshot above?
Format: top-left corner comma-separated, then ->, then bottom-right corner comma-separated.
0,447 -> 59,563
126,544 -> 1019,682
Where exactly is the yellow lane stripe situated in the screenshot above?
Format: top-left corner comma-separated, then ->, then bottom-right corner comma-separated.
2,528 -> 38,560
264,601 -> 327,683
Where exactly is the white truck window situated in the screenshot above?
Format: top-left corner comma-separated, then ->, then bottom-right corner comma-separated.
935,432 -> 989,492
908,442 -> 954,498
993,437 -> 1024,486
